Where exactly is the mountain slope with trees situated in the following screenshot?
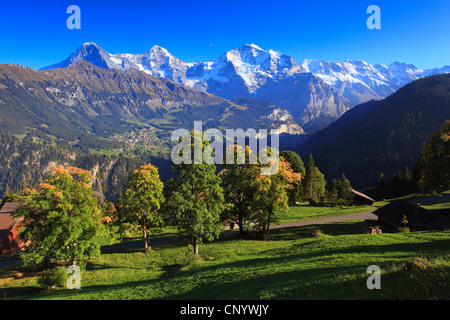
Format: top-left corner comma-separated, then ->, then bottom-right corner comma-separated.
299,74 -> 450,189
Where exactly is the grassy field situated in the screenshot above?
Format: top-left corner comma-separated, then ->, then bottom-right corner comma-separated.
1,195 -> 448,300
279,204 -> 375,224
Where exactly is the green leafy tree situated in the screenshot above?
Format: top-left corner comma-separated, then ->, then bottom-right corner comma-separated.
280,151 -> 306,177
219,145 -> 259,236
302,154 -> 326,203
14,166 -> 107,267
118,163 -> 165,251
165,130 -> 224,258
417,121 -> 450,193
337,174 -> 354,206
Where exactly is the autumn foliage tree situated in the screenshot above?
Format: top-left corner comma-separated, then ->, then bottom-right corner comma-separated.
253,156 -> 302,239
280,151 -> 305,204
118,163 -> 165,252
14,166 -> 107,267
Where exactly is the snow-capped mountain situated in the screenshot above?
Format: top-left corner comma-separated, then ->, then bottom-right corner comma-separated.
43,43 -> 302,94
299,59 -> 450,105
41,42 -> 449,132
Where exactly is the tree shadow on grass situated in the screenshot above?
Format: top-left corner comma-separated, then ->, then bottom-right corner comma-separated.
2,285 -> 42,300
101,237 -> 182,254
268,220 -> 394,241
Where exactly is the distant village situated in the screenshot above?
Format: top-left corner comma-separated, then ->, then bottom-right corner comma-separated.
112,128 -> 160,151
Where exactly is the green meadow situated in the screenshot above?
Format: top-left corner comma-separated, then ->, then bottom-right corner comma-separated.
1,197 -> 449,300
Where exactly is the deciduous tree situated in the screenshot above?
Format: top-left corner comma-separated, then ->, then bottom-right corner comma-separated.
118,163 -> 165,251
165,130 -> 224,258
219,145 -> 259,235
14,166 -> 107,267
252,151 -> 302,239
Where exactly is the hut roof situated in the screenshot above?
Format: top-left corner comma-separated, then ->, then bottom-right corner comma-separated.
351,189 -> 375,202
0,202 -> 24,213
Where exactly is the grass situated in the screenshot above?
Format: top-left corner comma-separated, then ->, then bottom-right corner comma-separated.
278,204 -> 374,224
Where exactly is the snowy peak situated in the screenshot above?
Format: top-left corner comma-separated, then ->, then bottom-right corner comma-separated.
42,42 -> 112,70
218,44 -> 302,92
300,59 -> 450,105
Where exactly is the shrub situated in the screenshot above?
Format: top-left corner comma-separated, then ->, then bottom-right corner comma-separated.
119,222 -> 140,239
404,256 -> 431,272
365,226 -> 383,234
38,266 -> 68,289
399,214 -> 410,232
311,229 -> 323,238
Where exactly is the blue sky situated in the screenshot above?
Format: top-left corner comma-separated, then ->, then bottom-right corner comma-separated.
0,0 -> 449,70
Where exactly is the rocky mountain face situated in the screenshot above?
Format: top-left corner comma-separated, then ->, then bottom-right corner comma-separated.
0,134 -> 146,202
251,73 -> 351,133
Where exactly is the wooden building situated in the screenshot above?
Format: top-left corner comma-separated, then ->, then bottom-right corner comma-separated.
351,189 -> 376,206
0,202 -> 23,256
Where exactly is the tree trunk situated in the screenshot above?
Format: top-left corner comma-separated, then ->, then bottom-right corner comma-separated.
238,215 -> 245,236
263,209 -> 273,240
193,237 -> 199,258
143,225 -> 151,252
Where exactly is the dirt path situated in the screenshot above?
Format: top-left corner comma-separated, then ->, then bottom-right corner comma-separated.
222,210 -> 378,235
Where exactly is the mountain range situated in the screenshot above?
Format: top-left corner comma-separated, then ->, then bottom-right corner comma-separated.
41,42 -> 450,132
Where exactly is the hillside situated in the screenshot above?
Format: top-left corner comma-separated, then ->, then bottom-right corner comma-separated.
0,134 -> 146,202
299,74 -> 450,189
0,62 -> 302,145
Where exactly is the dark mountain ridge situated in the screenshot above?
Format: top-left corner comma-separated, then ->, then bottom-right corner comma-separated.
299,74 -> 450,189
